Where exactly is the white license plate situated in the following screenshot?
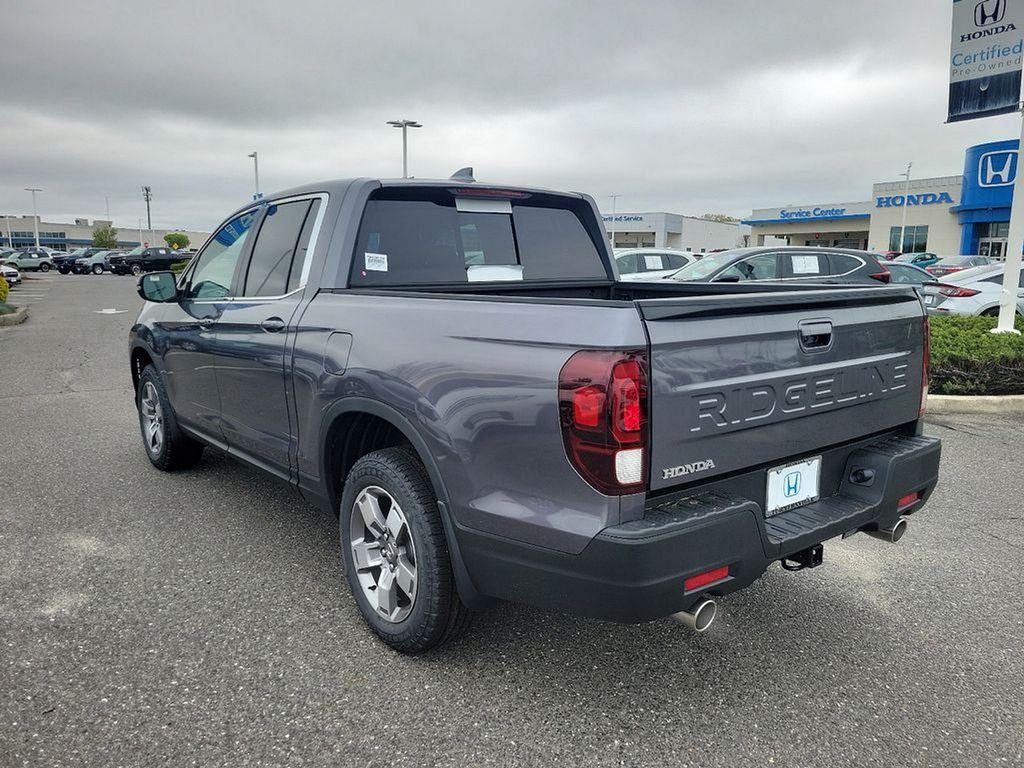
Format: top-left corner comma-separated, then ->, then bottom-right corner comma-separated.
924,295 -> 934,305
765,456 -> 821,516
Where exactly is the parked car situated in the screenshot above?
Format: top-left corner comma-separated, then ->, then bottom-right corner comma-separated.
109,246 -> 177,276
2,250 -> 55,272
660,246 -> 892,284
925,255 -> 990,277
129,176 -> 940,653
887,262 -> 936,285
1,263 -> 21,288
922,264 -> 1024,317
615,248 -> 696,280
894,252 -> 940,269
72,249 -> 115,275
54,247 -> 103,274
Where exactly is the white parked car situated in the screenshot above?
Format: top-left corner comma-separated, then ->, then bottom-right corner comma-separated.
615,248 -> 697,281
1,263 -> 21,288
922,264 -> 1024,317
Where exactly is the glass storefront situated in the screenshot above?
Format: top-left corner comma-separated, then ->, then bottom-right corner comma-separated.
888,225 -> 929,253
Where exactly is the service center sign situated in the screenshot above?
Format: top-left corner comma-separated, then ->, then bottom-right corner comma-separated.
949,0 -> 1024,122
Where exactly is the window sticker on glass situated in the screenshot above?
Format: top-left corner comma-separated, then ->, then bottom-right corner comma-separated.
644,255 -> 662,270
365,252 -> 388,272
791,255 -> 820,274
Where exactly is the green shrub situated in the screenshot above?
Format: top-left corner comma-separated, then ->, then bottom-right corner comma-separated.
929,315 -> 1024,395
170,260 -> 190,275
0,275 -> 7,304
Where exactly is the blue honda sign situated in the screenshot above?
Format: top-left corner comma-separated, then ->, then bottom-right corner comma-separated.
948,0 -> 1024,122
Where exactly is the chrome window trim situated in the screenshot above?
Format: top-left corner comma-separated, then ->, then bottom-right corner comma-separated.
184,192 -> 329,304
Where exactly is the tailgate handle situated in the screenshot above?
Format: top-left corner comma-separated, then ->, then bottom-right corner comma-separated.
798,320 -> 832,350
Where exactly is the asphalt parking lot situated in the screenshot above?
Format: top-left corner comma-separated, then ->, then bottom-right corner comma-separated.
1,275 -> 1022,767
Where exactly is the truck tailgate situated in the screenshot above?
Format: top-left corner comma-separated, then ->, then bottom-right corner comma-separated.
638,286 -> 926,492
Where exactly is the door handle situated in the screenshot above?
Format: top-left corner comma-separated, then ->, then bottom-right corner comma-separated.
261,317 -> 286,333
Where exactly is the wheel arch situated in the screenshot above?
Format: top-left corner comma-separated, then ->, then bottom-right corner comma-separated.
319,397 -> 488,609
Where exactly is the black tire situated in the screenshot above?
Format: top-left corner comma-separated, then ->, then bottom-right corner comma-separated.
39,262 -> 50,272
339,446 -> 472,653
981,307 -> 1000,317
58,267 -> 69,274
92,263 -> 104,275
136,365 -> 204,471
130,264 -> 142,276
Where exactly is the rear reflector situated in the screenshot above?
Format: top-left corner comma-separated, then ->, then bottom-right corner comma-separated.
684,565 -> 730,592
898,492 -> 920,510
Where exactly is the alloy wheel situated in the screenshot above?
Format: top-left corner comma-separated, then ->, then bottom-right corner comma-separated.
140,381 -> 164,455
349,485 -> 417,623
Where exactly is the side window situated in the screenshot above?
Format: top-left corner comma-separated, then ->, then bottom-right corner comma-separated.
828,253 -> 862,275
286,199 -> 322,294
787,252 -> 828,277
719,253 -> 779,281
617,253 -> 640,274
243,200 -> 313,297
184,210 -> 258,299
664,254 -> 689,269
889,266 -> 917,284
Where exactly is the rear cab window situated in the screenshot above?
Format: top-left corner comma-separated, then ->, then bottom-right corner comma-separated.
348,187 -> 609,287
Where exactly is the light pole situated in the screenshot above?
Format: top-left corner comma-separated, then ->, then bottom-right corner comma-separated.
898,162 -> 912,254
248,151 -> 261,199
24,187 -> 42,248
138,218 -> 144,247
386,119 -> 422,178
608,194 -> 620,249
105,195 -> 111,219
141,186 -> 153,243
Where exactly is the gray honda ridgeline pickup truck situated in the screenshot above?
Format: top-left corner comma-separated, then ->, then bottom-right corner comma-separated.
130,174 -> 941,652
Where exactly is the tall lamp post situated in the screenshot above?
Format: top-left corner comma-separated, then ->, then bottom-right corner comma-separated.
24,187 -> 42,249
386,119 -> 422,178
608,194 -> 620,249
248,151 -> 261,199
142,186 -> 153,244
897,162 -> 912,254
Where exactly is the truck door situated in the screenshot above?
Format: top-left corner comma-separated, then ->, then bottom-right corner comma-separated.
211,196 -> 323,479
161,209 -> 259,439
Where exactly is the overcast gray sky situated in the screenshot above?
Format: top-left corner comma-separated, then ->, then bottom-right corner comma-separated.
1,0 -> 1020,232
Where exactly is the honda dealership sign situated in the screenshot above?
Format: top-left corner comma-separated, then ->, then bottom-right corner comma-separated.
949,0 -> 1024,122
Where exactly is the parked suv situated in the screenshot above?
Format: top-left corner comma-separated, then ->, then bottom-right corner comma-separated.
2,251 -> 52,272
662,246 -> 892,284
615,248 -> 697,280
54,248 -> 103,274
130,176 -> 940,652
72,249 -> 114,275
110,246 -> 177,276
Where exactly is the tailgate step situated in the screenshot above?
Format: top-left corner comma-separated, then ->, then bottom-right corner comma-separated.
765,496 -> 874,555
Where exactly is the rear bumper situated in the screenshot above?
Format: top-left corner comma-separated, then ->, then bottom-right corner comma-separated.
457,432 -> 941,623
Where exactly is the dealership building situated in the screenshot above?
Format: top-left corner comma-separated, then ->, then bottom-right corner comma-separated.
1,215 -> 210,252
743,140 -> 1018,259
601,212 -> 749,252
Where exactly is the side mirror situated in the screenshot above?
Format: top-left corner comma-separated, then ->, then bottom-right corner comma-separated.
137,271 -> 178,303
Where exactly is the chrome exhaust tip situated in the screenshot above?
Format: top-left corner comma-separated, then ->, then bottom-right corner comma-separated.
865,516 -> 909,544
671,598 -> 717,633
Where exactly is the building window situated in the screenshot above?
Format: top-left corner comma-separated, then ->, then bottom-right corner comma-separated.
978,222 -> 1009,239
889,225 -> 928,253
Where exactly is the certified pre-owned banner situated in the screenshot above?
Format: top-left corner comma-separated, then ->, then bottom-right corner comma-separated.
949,0 -> 1024,122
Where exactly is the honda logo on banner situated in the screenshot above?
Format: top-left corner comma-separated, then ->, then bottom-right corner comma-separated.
979,150 -> 1018,186
976,0 -> 1007,26
974,0 -> 1007,25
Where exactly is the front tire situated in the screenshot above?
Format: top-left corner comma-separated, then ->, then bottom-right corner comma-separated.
339,447 -> 472,653
130,264 -> 142,276
39,262 -> 50,272
136,365 -> 204,470
92,263 -> 104,275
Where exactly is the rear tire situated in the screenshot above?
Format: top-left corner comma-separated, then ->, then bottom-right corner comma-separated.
136,365 -> 204,471
130,264 -> 142,276
339,446 -> 472,653
981,307 -> 1000,317
39,262 -> 50,272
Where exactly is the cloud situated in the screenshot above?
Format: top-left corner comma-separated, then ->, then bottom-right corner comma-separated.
1,0 -> 1019,230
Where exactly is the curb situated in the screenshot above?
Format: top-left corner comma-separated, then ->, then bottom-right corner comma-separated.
927,393 -> 1024,415
0,306 -> 29,327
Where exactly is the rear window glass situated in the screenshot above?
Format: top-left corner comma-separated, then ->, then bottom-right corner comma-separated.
349,190 -> 607,286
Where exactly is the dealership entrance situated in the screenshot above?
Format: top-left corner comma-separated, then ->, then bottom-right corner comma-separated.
978,238 -> 1006,259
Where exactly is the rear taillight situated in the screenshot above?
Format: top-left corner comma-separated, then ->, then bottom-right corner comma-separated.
920,315 -> 930,416
558,350 -> 648,494
869,267 -> 891,283
938,285 -> 980,298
